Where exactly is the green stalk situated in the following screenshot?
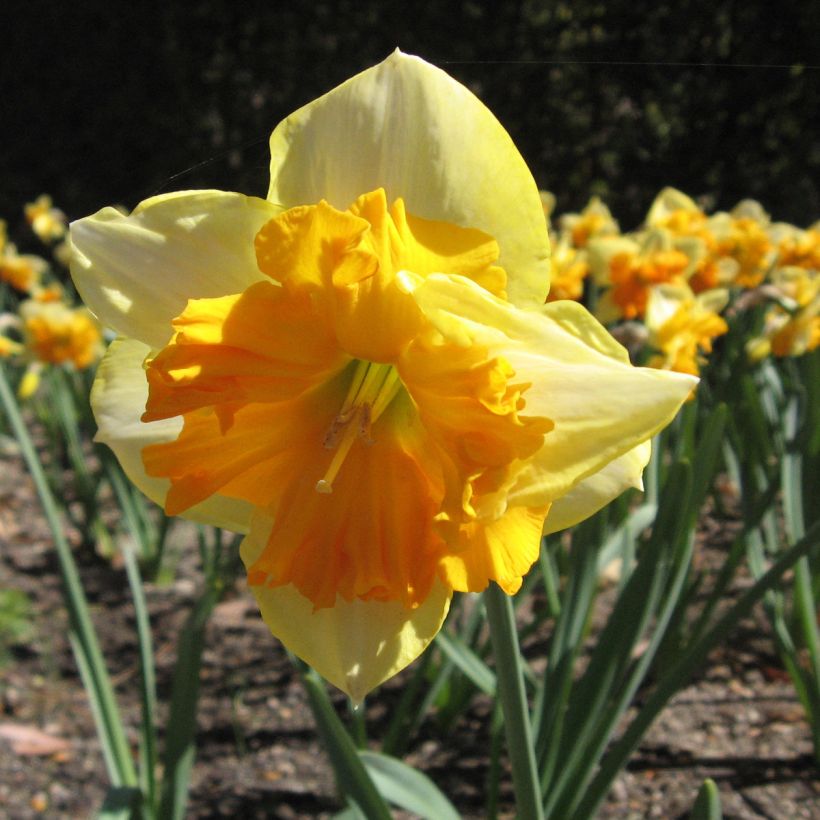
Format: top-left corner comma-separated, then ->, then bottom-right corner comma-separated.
484,582 -> 544,820
298,666 -> 392,820
0,367 -> 137,788
158,527 -> 227,820
106,463 -> 158,810
782,395 -> 820,696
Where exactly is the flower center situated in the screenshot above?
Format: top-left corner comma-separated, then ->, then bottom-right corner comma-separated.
316,360 -> 403,494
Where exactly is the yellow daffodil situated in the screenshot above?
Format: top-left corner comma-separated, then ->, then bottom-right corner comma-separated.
770,221 -> 820,271
546,232 -> 588,302
559,196 -> 619,248
645,188 -> 705,233
708,203 -> 774,289
0,334 -> 23,359
588,232 -> 692,323
644,188 -> 738,294
0,244 -> 47,293
25,195 -> 68,243
69,52 -> 695,701
20,299 -> 104,370
645,283 -> 729,378
747,266 -> 820,360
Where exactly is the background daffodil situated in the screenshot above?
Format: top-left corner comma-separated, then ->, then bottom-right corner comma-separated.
70,51 -> 695,701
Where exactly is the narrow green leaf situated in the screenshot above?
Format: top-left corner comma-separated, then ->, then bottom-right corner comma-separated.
484,583 -> 544,820
300,668 -> 392,820
572,518 -> 820,820
435,629 -> 496,696
105,462 -> 158,809
691,778 -> 722,820
359,751 -> 460,820
534,537 -> 598,792
332,800 -> 368,820
546,462 -> 693,819
97,786 -> 142,819
0,368 -> 137,789
595,503 -> 657,575
158,534 -> 225,820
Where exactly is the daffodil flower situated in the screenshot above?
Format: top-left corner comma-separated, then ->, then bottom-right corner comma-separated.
25,194 -> 68,243
70,51 -> 696,701
644,282 -> 729,378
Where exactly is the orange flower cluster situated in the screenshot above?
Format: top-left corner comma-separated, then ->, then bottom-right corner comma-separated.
1,196 -> 103,397
540,187 -> 820,376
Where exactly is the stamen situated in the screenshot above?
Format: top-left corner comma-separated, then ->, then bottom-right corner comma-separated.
316,360 -> 404,493
316,411 -> 361,493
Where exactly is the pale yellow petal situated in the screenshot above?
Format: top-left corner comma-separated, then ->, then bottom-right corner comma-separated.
267,50 -> 549,306
241,512 -> 451,703
92,338 -> 253,532
645,283 -> 690,331
542,443 -> 650,534
70,191 -> 281,349
586,235 -> 639,285
646,187 -> 700,227
410,274 -> 696,509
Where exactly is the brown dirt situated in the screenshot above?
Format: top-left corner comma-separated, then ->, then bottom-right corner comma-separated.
0,451 -> 818,819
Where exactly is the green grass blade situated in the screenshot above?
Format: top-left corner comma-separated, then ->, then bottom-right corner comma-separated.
105,460 -> 159,809
691,778 -> 722,820
484,582 -> 544,820
300,668 -> 392,820
534,536 -> 599,792
358,750 -> 460,820
434,628 -> 496,696
157,551 -> 222,820
380,649 -> 433,756
545,462 -> 693,818
570,517 -> 820,820
98,786 -> 142,819
0,367 -> 137,789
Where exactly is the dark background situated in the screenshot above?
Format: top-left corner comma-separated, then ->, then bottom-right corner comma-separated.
2,0 -> 819,232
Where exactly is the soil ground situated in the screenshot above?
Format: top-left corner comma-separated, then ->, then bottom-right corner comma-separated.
1,451 -> 819,819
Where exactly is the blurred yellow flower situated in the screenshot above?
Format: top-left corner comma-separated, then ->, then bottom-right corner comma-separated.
25,195 -> 67,243
589,233 -> 691,322
709,204 -> 774,289
0,244 -> 47,293
0,335 -> 23,358
70,52 -> 695,700
559,196 -> 619,248
644,188 -> 742,295
645,283 -> 728,378
771,222 -> 820,271
546,233 -> 588,302
747,266 -> 820,360
20,299 -> 104,369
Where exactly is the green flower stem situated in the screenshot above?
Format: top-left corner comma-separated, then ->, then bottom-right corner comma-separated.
0,366 -> 137,788
484,582 -> 544,820
106,463 -> 158,810
297,663 -> 392,820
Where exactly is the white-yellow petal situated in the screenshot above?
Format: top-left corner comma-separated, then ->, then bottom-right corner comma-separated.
92,338 -> 253,532
586,235 -> 640,285
267,50 -> 549,306
410,274 -> 696,509
542,442 -> 650,534
241,512 -> 451,703
70,191 -> 280,349
646,187 -> 701,226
